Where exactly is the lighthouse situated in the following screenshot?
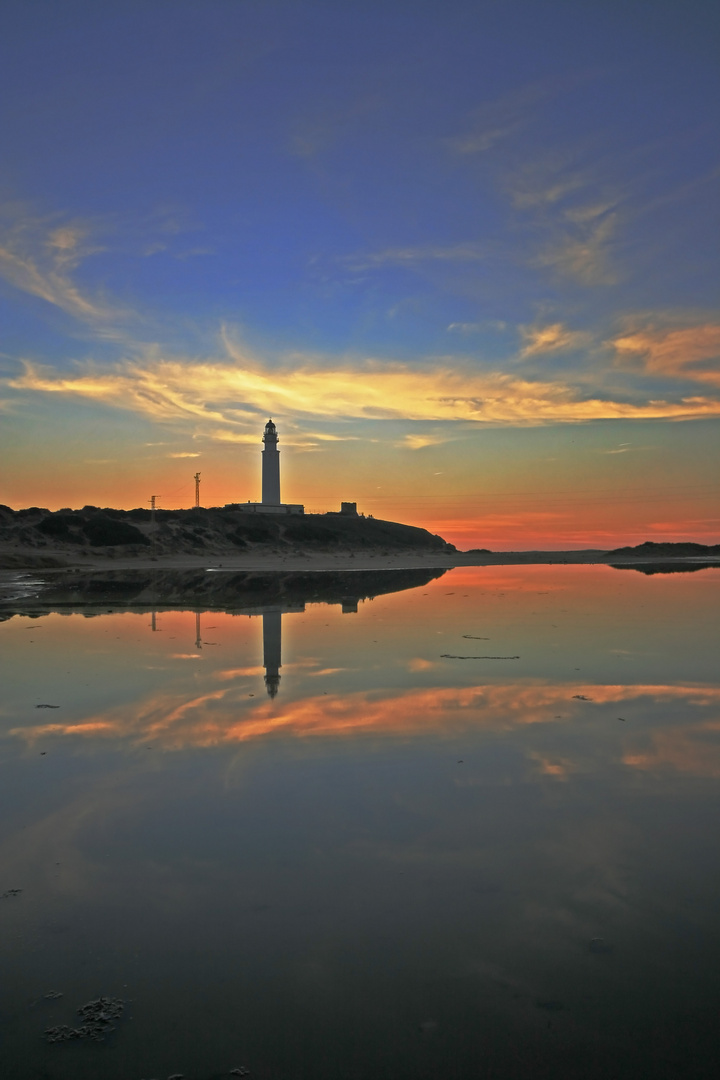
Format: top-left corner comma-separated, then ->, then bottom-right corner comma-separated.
262,418 -> 281,505
224,418 -> 304,514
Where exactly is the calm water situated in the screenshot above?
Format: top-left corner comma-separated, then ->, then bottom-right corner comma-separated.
1,564 -> 719,1080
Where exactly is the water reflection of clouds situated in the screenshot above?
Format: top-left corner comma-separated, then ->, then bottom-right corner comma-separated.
9,683 -> 720,779
624,722 -> 720,778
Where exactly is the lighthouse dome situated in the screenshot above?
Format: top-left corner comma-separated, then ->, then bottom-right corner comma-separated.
263,418 -> 278,444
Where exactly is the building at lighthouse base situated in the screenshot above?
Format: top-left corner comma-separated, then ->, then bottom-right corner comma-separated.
224,501 -> 304,515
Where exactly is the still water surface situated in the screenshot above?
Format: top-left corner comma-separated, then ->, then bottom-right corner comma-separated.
1,564 -> 719,1079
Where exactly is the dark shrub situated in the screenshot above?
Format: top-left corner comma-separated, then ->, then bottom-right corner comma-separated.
82,515 -> 150,546
284,522 -> 336,543
128,508 -> 152,522
36,517 -> 71,537
234,522 -> 278,542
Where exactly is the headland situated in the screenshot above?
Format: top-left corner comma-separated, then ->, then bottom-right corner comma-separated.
1,505 -> 718,574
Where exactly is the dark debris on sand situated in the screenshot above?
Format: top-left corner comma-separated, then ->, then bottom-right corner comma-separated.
44,995 -> 124,1043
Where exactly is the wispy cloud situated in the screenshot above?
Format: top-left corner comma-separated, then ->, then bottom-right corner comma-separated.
341,243 -> 488,273
533,207 -> 619,286
447,322 -> 483,334
611,320 -> 720,385
0,201 -> 209,332
447,320 -> 507,335
519,322 -> 591,357
0,203 -> 121,323
447,83 -> 550,156
401,433 -> 453,450
496,142 -> 625,286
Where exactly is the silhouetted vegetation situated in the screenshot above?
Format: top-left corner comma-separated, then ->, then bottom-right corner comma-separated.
607,541 -> 720,557
81,515 -> 150,547
0,505 -> 455,561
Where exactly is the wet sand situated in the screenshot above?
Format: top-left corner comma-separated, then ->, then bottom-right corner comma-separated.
2,545 -> 717,574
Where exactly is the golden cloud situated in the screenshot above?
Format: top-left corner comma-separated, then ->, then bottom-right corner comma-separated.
8,350 -> 720,433
519,322 -> 590,357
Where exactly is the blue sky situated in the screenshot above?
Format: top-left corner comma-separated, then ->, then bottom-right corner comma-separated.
0,0 -> 718,546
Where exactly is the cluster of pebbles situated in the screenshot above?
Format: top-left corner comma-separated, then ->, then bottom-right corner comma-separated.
44,996 -> 124,1043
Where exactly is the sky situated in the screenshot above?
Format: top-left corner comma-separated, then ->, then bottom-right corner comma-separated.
0,0 -> 718,549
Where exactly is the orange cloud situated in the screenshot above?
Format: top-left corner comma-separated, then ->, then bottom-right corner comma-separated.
612,323 -> 720,385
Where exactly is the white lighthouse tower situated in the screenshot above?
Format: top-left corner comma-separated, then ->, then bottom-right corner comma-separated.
224,417 -> 304,514
262,418 -> 281,505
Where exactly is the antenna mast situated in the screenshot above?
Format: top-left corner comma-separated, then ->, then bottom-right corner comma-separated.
194,471 -> 201,508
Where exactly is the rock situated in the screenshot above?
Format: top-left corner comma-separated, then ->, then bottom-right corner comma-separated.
44,995 -> 124,1043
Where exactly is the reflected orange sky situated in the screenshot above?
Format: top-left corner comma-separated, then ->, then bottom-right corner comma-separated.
10,682 -> 720,769
2,565 -> 718,780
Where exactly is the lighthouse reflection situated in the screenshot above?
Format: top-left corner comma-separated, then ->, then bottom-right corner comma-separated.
194,601 -> 306,697
168,569 -> 446,698
244,603 -> 308,698
263,609 -> 282,698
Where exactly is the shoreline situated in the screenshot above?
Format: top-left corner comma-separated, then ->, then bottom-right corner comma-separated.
2,547 -> 720,574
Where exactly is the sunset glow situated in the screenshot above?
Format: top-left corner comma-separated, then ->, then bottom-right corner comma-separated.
0,3 -> 718,547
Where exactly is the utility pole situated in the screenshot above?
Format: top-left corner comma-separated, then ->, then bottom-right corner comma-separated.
150,495 -> 158,557
194,472 -> 201,508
